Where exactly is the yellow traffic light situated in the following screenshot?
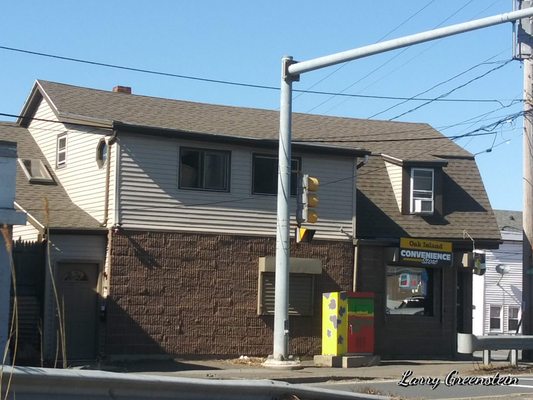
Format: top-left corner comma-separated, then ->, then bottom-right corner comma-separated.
297,174 -> 319,224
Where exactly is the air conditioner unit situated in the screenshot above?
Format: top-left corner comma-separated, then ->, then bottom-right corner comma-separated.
414,199 -> 433,214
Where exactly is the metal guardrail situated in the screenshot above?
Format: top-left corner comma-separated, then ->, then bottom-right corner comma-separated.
0,365 -> 390,400
457,332 -> 533,366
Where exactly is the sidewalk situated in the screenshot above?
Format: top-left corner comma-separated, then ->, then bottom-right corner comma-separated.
99,356 -> 533,384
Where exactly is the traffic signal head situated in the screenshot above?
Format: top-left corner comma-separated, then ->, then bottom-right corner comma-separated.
472,249 -> 486,276
297,174 -> 319,224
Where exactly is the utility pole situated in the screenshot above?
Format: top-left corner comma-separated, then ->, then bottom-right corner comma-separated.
523,59 -> 533,359
265,6 -> 533,368
516,0 -> 533,360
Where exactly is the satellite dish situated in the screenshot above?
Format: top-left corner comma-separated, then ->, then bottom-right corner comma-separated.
495,264 -> 510,275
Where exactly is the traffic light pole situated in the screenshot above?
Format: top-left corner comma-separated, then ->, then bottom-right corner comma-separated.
271,56 -> 295,362
267,6 -> 533,366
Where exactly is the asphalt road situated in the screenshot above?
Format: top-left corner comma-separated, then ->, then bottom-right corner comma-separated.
310,374 -> 533,399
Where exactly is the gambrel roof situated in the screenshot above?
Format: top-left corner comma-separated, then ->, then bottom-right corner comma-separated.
16,80 -> 500,244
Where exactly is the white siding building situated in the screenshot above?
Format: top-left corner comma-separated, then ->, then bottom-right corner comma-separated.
473,210 -> 522,335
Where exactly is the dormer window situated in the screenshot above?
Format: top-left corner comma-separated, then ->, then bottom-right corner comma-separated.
410,168 -> 434,214
383,154 -> 446,216
18,158 -> 54,184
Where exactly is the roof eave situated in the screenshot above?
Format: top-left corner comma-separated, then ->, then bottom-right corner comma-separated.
113,121 -> 370,158
13,201 -> 45,234
17,82 -> 45,127
48,227 -> 108,235
381,153 -> 449,167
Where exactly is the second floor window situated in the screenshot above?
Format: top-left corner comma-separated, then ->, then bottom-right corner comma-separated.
56,134 -> 67,168
252,154 -> 300,196
410,168 -> 434,214
179,147 -> 230,191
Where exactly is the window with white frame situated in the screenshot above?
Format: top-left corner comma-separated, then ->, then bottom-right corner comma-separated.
18,158 -> 54,184
410,168 -> 434,214
179,147 -> 230,191
56,134 -> 67,168
508,306 -> 520,332
489,305 -> 502,331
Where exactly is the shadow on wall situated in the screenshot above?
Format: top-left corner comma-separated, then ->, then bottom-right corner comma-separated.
106,229 -> 354,359
104,295 -> 178,359
10,240 -> 45,366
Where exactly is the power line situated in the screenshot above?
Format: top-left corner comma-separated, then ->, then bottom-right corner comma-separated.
3,108 -> 524,145
299,0 -> 437,107
388,59 -> 515,121
0,45 -> 282,92
308,0 -> 477,114
17,111 -> 524,212
296,110 -> 526,144
0,112 -> 112,131
0,46 -> 517,106
368,57 -> 510,119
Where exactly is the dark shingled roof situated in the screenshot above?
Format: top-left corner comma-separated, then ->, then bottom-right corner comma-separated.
21,80 -> 500,242
30,80 -> 469,158
0,122 -> 103,231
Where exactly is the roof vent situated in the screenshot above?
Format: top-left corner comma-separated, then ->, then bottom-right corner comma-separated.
113,86 -> 132,94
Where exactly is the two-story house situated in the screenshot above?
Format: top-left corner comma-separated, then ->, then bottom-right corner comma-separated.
4,80 -> 500,363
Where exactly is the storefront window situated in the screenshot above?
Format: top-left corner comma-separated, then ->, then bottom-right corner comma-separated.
386,266 -> 434,316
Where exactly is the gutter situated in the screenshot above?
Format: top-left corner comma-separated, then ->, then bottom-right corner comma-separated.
113,121 -> 370,158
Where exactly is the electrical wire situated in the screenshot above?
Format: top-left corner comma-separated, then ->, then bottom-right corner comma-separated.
388,59 -> 514,121
307,0 -> 477,114
0,45 -> 281,92
294,0 -> 437,103
368,56 -> 510,119
16,110 -> 526,213
0,46 -> 518,106
3,109 -> 523,145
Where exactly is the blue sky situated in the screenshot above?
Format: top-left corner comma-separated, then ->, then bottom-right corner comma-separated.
0,0 -> 525,211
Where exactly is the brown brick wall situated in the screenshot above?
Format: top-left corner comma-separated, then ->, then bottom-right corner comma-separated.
106,230 -> 353,357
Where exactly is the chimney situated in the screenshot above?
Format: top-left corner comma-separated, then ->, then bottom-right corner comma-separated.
113,86 -> 132,94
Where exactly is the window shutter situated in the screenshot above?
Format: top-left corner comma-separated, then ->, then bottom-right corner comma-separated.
260,273 -> 314,316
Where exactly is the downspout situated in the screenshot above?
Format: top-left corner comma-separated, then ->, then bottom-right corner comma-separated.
352,155 -> 369,292
101,130 -> 117,227
101,131 -> 118,356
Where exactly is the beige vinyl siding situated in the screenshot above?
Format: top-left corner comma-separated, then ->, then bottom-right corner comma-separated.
27,99 -> 116,225
117,133 -> 355,240
385,161 -> 402,211
12,222 -> 40,242
43,234 -> 106,361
